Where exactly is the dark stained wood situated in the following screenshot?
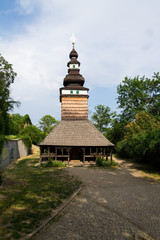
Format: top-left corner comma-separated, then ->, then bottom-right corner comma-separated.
110,147 -> 113,163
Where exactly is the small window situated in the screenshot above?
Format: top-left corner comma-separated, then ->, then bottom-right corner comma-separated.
70,90 -> 73,94
76,90 -> 79,94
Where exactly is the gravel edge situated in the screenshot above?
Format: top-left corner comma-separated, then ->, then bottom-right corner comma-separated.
25,187 -> 82,240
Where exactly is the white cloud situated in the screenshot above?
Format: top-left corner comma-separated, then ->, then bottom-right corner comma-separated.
16,0 -> 39,14
1,0 -> 160,123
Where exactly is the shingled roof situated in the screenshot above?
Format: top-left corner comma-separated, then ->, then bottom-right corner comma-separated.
39,120 -> 114,147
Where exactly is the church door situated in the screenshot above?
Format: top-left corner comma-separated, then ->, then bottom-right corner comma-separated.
70,147 -> 83,161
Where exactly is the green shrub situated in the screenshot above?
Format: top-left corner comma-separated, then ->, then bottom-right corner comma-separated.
20,135 -> 32,150
5,135 -> 17,141
146,128 -> 160,166
96,156 -> 118,167
116,139 -> 132,158
52,160 -> 66,167
96,156 -> 104,166
20,125 -> 45,145
116,127 -> 160,167
43,159 -> 66,168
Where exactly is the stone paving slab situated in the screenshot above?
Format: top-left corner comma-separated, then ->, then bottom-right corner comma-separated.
34,164 -> 160,240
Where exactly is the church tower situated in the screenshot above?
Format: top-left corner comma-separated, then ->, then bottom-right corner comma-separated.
60,43 -> 89,120
39,40 -> 114,164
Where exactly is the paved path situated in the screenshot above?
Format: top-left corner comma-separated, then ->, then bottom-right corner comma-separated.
34,161 -> 160,240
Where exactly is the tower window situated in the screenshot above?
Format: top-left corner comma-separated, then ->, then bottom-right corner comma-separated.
70,90 -> 73,94
76,90 -> 79,94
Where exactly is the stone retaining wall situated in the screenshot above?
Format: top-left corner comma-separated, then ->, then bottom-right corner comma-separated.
0,139 -> 28,169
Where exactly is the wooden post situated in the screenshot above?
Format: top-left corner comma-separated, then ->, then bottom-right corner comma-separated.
48,147 -> 50,160
96,147 -> 98,161
90,147 -> 92,154
103,148 -> 105,159
110,147 -> 113,164
67,148 -> 71,164
82,148 -> 85,163
106,148 -> 108,160
61,147 -> 63,162
55,147 -> 57,161
40,147 -> 42,164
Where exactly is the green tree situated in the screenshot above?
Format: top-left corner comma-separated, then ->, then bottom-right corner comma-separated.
117,73 -> 160,121
8,113 -> 32,135
91,105 -> 116,134
125,111 -> 159,139
0,54 -> 19,184
0,54 -> 20,136
23,114 -> 32,127
20,125 -> 45,145
38,115 -> 58,135
116,112 -> 160,166
105,117 -> 126,144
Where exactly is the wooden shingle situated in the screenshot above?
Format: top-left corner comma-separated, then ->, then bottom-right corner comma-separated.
39,120 -> 114,147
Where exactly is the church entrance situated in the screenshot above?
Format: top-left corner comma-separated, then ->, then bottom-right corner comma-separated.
70,147 -> 83,161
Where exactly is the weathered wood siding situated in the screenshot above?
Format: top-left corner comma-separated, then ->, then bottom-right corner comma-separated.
61,96 -> 88,120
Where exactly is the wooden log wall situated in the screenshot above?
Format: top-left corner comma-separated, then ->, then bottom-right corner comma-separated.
61,96 -> 88,120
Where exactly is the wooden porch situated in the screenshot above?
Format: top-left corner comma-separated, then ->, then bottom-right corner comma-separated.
40,146 -> 113,164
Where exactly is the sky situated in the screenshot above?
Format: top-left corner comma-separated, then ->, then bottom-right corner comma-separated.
0,0 -> 160,125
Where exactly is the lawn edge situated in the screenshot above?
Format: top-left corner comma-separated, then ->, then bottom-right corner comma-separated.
25,186 -> 82,240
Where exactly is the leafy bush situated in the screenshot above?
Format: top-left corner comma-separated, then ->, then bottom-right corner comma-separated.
43,159 -> 66,168
116,139 -> 133,158
96,156 -> 118,167
5,135 -> 17,141
20,125 -> 45,145
96,156 -> 104,166
116,112 -> 160,167
52,160 -> 66,167
116,128 -> 160,167
20,135 -> 32,150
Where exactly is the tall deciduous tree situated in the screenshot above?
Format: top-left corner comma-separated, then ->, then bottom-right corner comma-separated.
117,73 -> 160,121
8,113 -> 32,135
105,117 -> 126,144
116,112 -> 160,166
0,54 -> 20,136
0,53 -> 19,184
91,105 -> 116,134
38,115 -> 58,135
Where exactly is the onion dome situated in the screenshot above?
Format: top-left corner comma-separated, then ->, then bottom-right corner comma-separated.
69,48 -> 78,59
63,46 -> 85,87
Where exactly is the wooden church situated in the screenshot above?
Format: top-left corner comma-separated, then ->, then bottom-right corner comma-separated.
39,41 -> 114,164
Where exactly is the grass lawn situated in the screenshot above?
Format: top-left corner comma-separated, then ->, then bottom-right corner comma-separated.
0,149 -> 81,239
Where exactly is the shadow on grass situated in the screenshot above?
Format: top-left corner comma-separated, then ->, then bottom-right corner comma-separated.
0,157 -> 81,239
114,154 -> 160,181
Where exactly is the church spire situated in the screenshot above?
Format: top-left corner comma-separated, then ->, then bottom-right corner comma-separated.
71,33 -> 76,49
63,44 -> 85,87
60,38 -> 89,120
